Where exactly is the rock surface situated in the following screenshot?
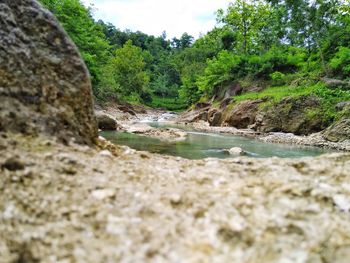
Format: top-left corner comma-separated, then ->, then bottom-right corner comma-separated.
0,0 -> 97,144
1,134 -> 350,263
224,100 -> 263,129
122,123 -> 188,142
323,118 -> 350,142
255,95 -> 327,135
228,147 -> 245,156
323,78 -> 350,89
208,108 -> 222,126
96,113 -> 117,130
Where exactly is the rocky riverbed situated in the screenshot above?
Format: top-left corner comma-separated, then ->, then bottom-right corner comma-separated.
96,105 -> 350,152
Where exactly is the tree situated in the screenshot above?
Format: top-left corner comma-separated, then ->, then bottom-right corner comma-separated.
217,0 -> 271,54
111,40 -> 150,98
171,33 -> 194,49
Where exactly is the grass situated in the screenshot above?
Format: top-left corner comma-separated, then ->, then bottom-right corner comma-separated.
234,83 -> 325,103
230,82 -> 350,125
146,95 -> 188,112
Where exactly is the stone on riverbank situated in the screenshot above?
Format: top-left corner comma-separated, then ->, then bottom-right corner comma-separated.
96,113 -> 117,130
323,118 -> 350,142
0,0 -> 97,144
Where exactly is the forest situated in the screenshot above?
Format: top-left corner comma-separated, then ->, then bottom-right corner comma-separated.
39,0 -> 350,114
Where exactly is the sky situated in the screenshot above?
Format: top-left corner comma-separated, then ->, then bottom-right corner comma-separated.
82,0 -> 232,39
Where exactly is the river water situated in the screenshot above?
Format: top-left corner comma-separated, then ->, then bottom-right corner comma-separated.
101,122 -> 334,159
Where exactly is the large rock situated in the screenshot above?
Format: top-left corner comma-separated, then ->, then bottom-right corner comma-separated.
323,118 -> 350,142
0,0 -> 97,144
96,113 -> 116,130
208,108 -> 222,126
255,96 -> 327,135
224,100 -> 263,129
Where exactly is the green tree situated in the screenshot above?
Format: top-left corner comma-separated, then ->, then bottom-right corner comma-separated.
111,40 -> 150,100
217,0 -> 271,54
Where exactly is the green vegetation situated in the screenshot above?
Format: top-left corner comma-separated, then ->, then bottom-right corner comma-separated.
40,0 -> 349,115
146,96 -> 187,112
234,83 -> 350,124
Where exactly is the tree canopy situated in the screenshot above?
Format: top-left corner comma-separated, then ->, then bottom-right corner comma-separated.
40,0 -> 350,109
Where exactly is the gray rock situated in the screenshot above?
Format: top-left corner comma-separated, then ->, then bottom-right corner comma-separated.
256,95 -> 326,135
335,101 -> 350,111
0,0 -> 97,144
96,113 -> 116,130
322,78 -> 350,89
323,118 -> 350,142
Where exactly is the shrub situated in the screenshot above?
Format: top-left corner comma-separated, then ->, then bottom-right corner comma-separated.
330,47 -> 350,78
270,71 -> 286,86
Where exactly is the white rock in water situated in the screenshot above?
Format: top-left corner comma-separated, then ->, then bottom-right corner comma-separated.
228,147 -> 245,156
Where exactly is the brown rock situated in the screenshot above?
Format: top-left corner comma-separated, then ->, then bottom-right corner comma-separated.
220,98 -> 233,109
194,102 -> 211,110
208,109 -> 222,127
256,95 -> 326,135
0,0 -> 97,144
224,100 -> 263,129
118,105 -> 137,116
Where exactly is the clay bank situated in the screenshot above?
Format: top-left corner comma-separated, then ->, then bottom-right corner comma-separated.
1,1 -> 350,263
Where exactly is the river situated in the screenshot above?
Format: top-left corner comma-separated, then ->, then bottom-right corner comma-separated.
101,122 -> 334,159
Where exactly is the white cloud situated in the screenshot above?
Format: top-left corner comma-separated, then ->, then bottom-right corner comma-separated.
82,0 -> 232,39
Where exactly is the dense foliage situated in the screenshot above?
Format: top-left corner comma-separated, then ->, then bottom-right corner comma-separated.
40,0 -> 349,110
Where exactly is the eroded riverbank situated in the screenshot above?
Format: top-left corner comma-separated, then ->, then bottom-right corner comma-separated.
96,105 -> 350,153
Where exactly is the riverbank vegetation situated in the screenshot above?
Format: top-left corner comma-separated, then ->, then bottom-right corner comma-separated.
40,0 -> 349,113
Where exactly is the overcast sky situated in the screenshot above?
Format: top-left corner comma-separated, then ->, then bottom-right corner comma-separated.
82,0 -> 232,39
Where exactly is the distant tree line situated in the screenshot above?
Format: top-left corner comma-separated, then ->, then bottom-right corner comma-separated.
40,0 -> 350,108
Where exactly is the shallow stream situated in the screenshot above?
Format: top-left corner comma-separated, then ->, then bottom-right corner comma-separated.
101,122 -> 334,159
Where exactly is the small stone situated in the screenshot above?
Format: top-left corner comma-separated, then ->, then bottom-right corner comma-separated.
91,189 -> 115,200
170,194 -> 182,205
228,147 -> 245,156
333,194 -> 350,212
99,150 -> 113,158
